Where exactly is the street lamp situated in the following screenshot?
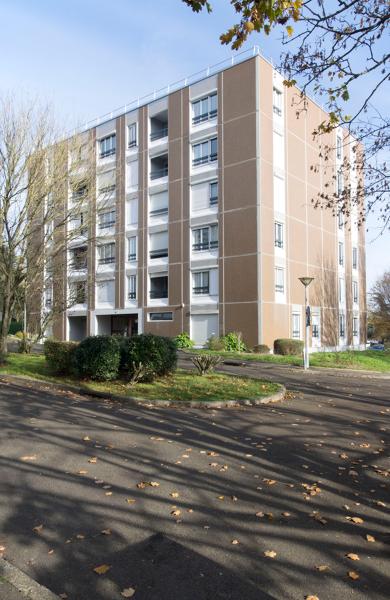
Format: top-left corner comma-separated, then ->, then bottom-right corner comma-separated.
299,277 -> 314,370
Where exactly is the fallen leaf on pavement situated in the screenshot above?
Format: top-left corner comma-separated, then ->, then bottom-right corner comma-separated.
348,571 -> 359,580
88,457 -> 97,464
20,456 -> 37,461
305,596 -> 320,600
93,564 -> 111,575
121,588 -> 136,598
264,550 -> 277,558
76,534 -> 85,540
231,539 -> 240,545
171,510 -> 181,517
33,524 -> 43,534
315,565 -> 329,572
346,553 -> 359,561
366,534 -> 375,542
346,516 -> 364,524
126,498 -> 136,504
101,529 -> 112,535
170,492 -> 179,498
83,436 -> 90,441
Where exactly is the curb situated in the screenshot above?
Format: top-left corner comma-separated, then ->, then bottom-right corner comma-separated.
0,374 -> 286,409
0,557 -> 59,600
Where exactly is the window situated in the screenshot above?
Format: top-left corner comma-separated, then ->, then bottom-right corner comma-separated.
71,182 -> 88,200
273,87 -> 282,117
127,161 -> 139,190
128,123 -> 137,148
292,313 -> 301,339
97,279 -> 115,304
128,274 -> 137,300
336,135 -> 342,160
193,271 -> 210,295
312,321 -> 320,339
338,241 -> 344,266
209,181 -> 218,206
339,313 -> 345,338
352,280 -> 358,304
149,312 -> 173,321
192,93 -> 217,125
192,225 -> 218,252
70,246 -> 87,269
353,316 -> 359,337
127,199 -> 138,226
98,170 -> 116,194
98,242 -> 115,264
71,212 -> 87,236
128,236 -> 137,261
149,231 -> 168,259
275,267 -> 284,293
149,191 -> 168,217
352,246 -> 358,270
275,222 -> 283,248
99,210 -> 116,230
339,278 -> 345,303
69,281 -> 86,304
99,134 -> 116,159
44,287 -> 53,308
337,170 -> 343,195
192,138 -> 217,166
338,211 -> 344,229
150,275 -> 168,299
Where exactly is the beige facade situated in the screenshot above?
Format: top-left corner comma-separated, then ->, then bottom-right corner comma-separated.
45,52 -> 366,350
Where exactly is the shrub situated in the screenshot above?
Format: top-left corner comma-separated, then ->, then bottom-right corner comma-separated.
274,338 -> 304,356
15,330 -> 25,340
44,339 -> 79,375
222,331 -> 246,352
73,335 -> 120,381
120,334 -> 177,382
8,321 -> 23,335
174,332 -> 195,349
191,354 -> 221,376
128,361 -> 155,385
18,334 -> 34,354
206,335 -> 224,351
253,344 -> 270,354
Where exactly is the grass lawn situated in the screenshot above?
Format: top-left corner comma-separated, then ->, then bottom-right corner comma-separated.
185,349 -> 390,372
0,353 -> 280,402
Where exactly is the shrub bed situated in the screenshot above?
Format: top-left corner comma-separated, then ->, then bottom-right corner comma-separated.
44,340 -> 78,375
174,332 -> 194,349
253,344 -> 270,354
274,338 -> 304,356
120,334 -> 177,382
73,335 -> 120,381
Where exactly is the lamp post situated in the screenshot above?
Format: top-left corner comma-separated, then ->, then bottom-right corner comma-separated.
299,277 -> 314,370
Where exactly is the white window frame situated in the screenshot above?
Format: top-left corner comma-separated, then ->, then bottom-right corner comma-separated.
339,312 -> 346,338
128,236 -> 137,262
275,267 -> 285,294
98,210 -> 116,230
192,224 -> 218,252
192,138 -> 217,167
275,221 -> 283,249
128,123 -> 137,149
292,312 -> 301,339
127,274 -> 137,300
98,242 -> 115,265
352,280 -> 358,304
192,93 -> 218,125
273,87 -> 282,116
352,246 -> 358,270
192,271 -> 210,295
209,181 -> 218,206
338,241 -> 344,266
99,134 -> 116,159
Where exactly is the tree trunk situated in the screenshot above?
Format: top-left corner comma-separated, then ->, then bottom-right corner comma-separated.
0,275 -> 13,356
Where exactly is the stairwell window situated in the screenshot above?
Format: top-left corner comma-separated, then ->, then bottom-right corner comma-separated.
128,236 -> 137,261
193,271 -> 210,295
192,93 -> 217,125
275,221 -> 283,248
292,313 -> 301,339
337,170 -> 343,195
273,87 -> 282,117
352,246 -> 358,270
192,138 -> 217,167
336,135 -> 342,160
338,241 -> 344,266
353,316 -> 359,337
339,313 -> 346,338
128,274 -> 137,300
128,123 -> 137,148
275,267 -> 285,293
209,181 -> 218,206
99,134 -> 116,159
352,280 -> 358,304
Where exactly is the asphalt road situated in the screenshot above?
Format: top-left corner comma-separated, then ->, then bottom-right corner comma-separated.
0,363 -> 389,600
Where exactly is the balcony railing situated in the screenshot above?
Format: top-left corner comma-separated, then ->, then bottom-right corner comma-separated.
150,249 -> 168,259
99,184 -> 116,194
45,299 -> 52,308
149,207 -> 168,217
275,239 -> 283,248
128,253 -> 137,261
150,127 -> 168,141
128,291 -> 136,300
70,260 -> 87,270
192,153 -> 217,167
192,240 -> 218,252
273,105 -> 282,117
128,140 -> 137,149
98,256 -> 115,265
193,286 -> 209,295
192,109 -> 217,125
150,289 -> 168,299
209,196 -> 218,206
312,326 -> 319,338
99,220 -> 116,229
150,166 -> 168,180
99,148 -> 116,159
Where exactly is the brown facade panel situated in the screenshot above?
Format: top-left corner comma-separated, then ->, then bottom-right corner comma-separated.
262,303 -> 289,348
223,206 -> 258,257
223,255 -> 258,303
224,302 -> 259,348
222,59 -> 257,122
223,113 -> 257,167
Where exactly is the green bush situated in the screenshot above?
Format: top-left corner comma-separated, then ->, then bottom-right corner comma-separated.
206,335 -> 224,351
44,339 -> 79,375
222,331 -> 246,352
274,338 -> 304,356
253,344 -> 270,354
73,335 -> 120,381
120,334 -> 177,382
15,331 -> 25,340
8,321 -> 23,335
174,332 -> 195,349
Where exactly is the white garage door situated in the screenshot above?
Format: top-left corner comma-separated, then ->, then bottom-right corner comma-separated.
191,314 -> 219,347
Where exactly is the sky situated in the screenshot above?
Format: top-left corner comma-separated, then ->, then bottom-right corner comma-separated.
0,0 -> 388,289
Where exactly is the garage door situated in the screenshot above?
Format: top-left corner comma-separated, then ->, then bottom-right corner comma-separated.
190,314 -> 219,347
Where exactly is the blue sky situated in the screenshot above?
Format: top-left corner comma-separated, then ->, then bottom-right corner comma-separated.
0,0 -> 388,288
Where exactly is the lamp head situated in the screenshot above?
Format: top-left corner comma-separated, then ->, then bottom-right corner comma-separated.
299,276 -> 314,288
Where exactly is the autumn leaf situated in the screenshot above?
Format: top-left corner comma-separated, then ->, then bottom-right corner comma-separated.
76,534 -> 85,540
170,492 -> 179,498
306,596 -> 320,600
231,539 -> 240,545
171,510 -> 181,517
126,498 -> 136,504
101,529 -> 111,535
366,534 -> 375,543
121,589 -> 136,598
88,457 -> 97,464
346,553 -> 359,561
264,550 -> 277,558
315,565 -> 330,572
20,455 -> 37,461
93,564 -> 111,575
346,516 -> 364,524
33,524 -> 43,534
348,570 -> 359,580
77,470 -> 88,475
83,436 -> 90,441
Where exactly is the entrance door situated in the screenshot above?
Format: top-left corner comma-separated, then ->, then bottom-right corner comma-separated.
190,314 -> 219,346
111,315 -> 138,337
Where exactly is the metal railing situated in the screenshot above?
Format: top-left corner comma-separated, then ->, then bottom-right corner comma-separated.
192,240 -> 218,252
192,153 -> 217,167
150,127 -> 168,141
192,109 -> 217,125
98,256 -> 115,264
99,148 -> 116,159
150,289 -> 168,299
275,239 -> 283,248
128,292 -> 136,300
150,249 -> 168,259
193,286 -> 209,295
128,253 -> 137,261
150,166 -> 168,180
149,207 -> 168,217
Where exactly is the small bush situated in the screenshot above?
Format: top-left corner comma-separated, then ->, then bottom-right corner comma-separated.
274,338 -> 304,356
174,332 -> 195,349
206,335 -> 225,351
191,354 -> 221,376
73,335 -> 120,381
18,335 -> 34,354
222,331 -> 246,352
120,334 -> 177,382
44,339 -> 78,375
8,321 -> 23,335
253,344 -> 270,354
15,330 -> 25,340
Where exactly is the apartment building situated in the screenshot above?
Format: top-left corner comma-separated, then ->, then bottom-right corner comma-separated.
44,48 -> 366,350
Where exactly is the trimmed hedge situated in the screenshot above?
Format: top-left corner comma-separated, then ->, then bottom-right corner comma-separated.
252,344 -> 270,354
274,338 -> 304,356
120,334 -> 177,382
44,340 -> 78,375
73,335 -> 120,381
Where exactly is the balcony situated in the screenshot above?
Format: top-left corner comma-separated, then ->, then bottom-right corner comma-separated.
150,155 -> 168,181
192,240 -> 218,252
99,148 -> 115,159
98,256 -> 115,265
192,153 -> 217,167
193,286 -> 209,295
150,112 -> 168,142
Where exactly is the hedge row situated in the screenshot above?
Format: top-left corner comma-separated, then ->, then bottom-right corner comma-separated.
44,334 -> 177,382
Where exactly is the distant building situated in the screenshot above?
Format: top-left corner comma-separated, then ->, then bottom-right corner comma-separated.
37,48 -> 366,350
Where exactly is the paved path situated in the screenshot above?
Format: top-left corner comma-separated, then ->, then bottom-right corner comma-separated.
0,366 -> 389,600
